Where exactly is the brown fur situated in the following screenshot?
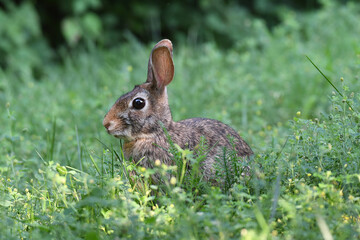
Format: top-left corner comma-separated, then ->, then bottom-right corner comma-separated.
103,39 -> 253,182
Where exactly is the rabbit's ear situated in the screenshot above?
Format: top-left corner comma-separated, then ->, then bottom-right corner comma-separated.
147,39 -> 174,90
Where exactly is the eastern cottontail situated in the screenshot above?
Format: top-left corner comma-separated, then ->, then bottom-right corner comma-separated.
103,39 -> 253,182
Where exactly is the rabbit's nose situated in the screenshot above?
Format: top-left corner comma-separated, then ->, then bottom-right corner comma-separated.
103,119 -> 111,130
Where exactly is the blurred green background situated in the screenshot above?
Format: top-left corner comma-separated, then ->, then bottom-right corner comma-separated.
0,0 -> 323,50
1,0 -> 356,74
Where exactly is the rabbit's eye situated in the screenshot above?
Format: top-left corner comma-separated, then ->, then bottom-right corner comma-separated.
132,98 -> 146,110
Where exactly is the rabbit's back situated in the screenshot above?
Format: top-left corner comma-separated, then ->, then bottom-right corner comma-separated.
171,118 -> 252,156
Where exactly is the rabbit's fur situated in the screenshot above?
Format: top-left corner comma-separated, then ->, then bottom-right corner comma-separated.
103,39 -> 253,182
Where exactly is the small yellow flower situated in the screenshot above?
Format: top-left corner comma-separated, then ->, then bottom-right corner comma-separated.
348,195 -> 354,201
170,177 -> 177,185
307,173 -> 312,177
155,159 -> 161,166
241,229 -> 248,236
140,167 -> 146,172
169,204 -> 174,208
328,143 -> 332,150
339,190 -> 343,196
128,188 -> 133,193
340,77 -> 344,82
296,111 -> 301,117
272,230 -> 278,236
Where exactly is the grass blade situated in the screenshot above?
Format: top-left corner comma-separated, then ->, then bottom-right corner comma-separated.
306,56 -> 356,113
306,56 -> 342,96
47,118 -> 57,162
75,125 -> 83,172
89,152 -> 101,175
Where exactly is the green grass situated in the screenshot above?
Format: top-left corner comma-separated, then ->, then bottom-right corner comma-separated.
1,2 -> 360,239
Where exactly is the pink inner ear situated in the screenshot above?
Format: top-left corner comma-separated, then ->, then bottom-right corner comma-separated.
152,46 -> 174,89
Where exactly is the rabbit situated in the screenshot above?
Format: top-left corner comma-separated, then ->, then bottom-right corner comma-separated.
103,39 -> 253,183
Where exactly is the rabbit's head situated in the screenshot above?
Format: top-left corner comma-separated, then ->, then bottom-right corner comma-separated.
103,39 -> 175,141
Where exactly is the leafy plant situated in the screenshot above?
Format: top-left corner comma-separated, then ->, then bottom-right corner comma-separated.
0,2 -> 52,79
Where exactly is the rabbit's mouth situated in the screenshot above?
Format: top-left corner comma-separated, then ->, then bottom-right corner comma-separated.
112,133 -> 123,138
110,131 -> 129,139
109,129 -> 133,141
113,133 -> 127,139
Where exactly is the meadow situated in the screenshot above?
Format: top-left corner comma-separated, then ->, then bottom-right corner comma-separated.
1,2 -> 360,239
